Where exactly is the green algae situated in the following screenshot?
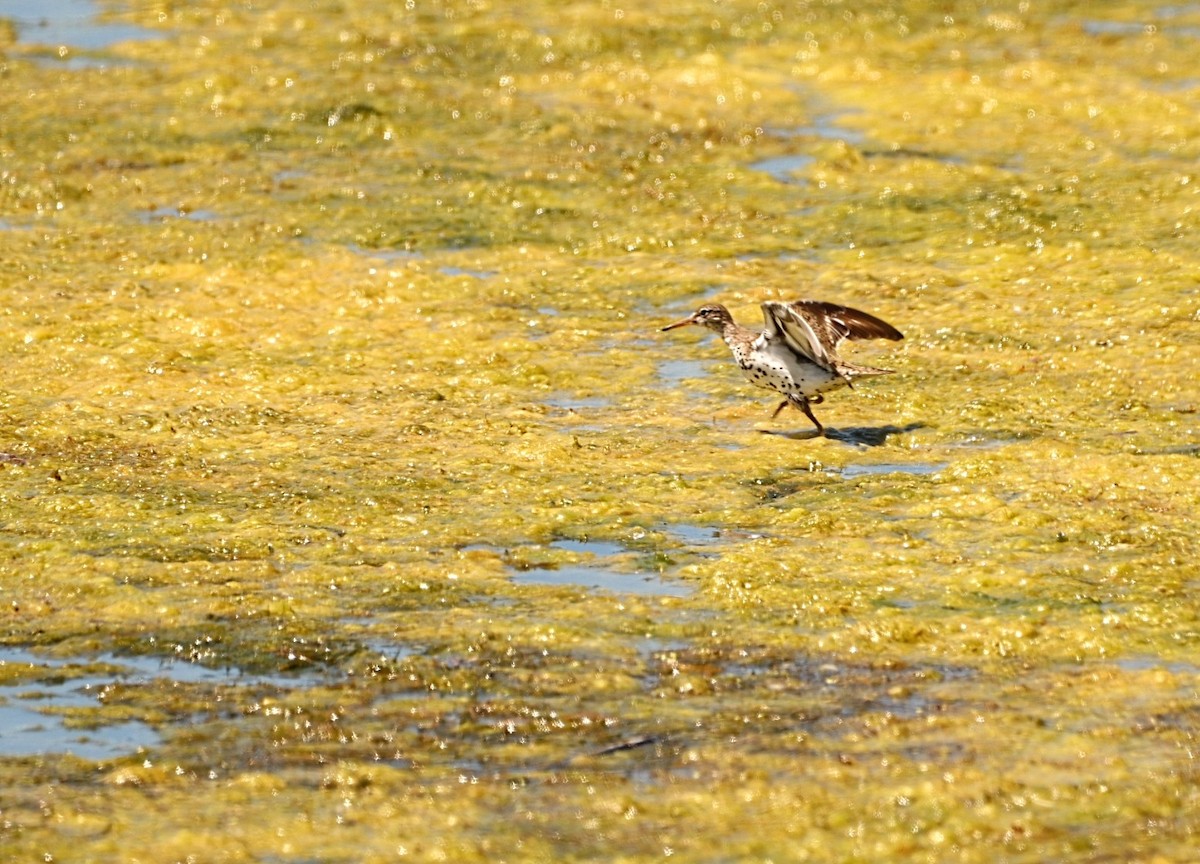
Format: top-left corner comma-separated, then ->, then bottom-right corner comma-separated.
1,0 -> 1200,860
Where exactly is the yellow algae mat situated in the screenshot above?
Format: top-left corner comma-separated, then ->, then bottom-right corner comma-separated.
1,0 -> 1198,860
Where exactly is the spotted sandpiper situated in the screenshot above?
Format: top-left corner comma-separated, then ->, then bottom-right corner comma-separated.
662,300 -> 903,435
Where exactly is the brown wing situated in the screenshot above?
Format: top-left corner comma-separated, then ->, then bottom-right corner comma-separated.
761,300 -> 902,372
792,300 -> 903,344
760,301 -> 827,367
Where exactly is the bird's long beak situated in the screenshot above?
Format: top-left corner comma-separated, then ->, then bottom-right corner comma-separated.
661,313 -> 699,332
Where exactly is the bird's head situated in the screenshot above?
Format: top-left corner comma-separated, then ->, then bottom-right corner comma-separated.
662,303 -> 734,333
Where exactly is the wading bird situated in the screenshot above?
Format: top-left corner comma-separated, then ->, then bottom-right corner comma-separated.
662,300 -> 903,435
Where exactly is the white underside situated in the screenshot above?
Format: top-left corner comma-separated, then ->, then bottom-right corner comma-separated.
731,337 -> 842,398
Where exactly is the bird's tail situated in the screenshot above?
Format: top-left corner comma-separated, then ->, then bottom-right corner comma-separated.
838,361 -> 894,379
836,361 -> 894,388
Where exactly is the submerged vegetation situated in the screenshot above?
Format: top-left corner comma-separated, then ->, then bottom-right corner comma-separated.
1,0 -> 1198,860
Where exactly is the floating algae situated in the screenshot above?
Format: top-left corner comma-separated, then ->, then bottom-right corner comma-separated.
1,0 -> 1199,860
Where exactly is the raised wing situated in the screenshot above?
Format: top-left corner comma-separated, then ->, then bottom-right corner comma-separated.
761,300 -> 902,371
760,300 -> 826,367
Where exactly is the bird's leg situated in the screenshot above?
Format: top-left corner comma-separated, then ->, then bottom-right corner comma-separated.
793,396 -> 825,435
771,400 -> 790,419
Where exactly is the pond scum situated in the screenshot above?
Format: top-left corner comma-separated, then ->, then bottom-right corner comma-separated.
1,0 -> 1198,860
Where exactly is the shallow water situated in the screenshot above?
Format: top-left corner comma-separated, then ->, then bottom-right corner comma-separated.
840,461 -> 948,478
748,153 -> 816,183
0,641 -> 419,757
470,539 -> 694,597
0,650 -> 164,758
513,563 -> 693,597
0,0 -> 160,58
2,0 -> 1199,860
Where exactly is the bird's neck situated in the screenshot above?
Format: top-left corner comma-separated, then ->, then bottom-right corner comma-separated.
720,322 -> 756,345
719,324 -> 759,359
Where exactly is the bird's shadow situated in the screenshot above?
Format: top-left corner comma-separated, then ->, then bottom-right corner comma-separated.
759,422 -> 926,447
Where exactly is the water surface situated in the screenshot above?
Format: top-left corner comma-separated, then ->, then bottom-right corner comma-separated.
1,0 -> 1198,860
